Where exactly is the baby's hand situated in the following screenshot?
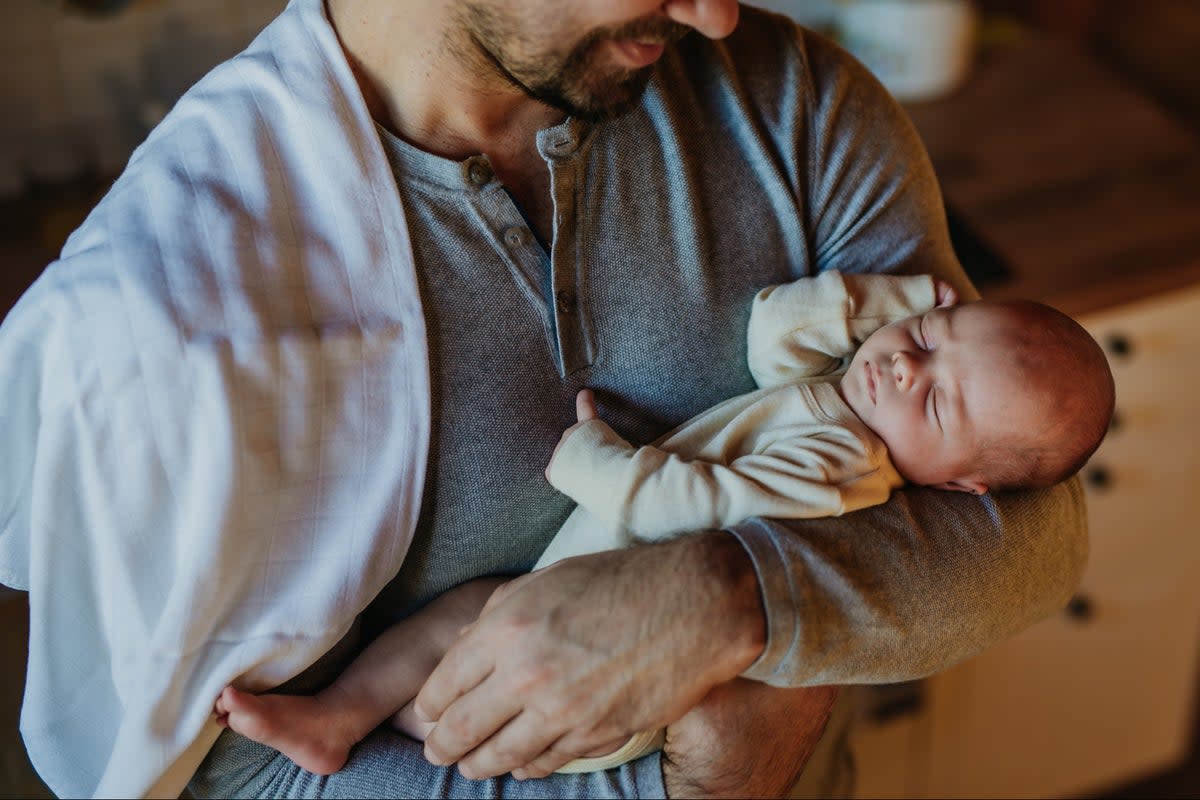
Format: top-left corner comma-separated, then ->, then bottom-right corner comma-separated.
546,390 -> 598,480
935,279 -> 959,308
575,388 -> 598,422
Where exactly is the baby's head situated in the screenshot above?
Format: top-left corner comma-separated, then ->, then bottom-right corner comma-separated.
841,298 -> 1114,494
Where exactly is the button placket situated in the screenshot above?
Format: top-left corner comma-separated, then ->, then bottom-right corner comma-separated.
461,153 -> 555,335
544,148 -> 590,375
477,192 -> 551,321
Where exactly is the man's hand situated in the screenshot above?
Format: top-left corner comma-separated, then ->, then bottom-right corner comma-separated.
663,680 -> 840,798
412,532 -> 766,780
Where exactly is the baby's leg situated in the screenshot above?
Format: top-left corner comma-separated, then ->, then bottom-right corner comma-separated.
215,576 -> 505,775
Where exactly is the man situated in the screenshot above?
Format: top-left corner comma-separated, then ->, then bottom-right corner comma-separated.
0,0 -> 1087,797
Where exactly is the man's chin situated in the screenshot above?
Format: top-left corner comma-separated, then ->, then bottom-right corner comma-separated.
564,94 -> 643,123
563,80 -> 653,122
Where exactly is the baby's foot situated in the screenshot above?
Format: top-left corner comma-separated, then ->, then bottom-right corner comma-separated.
214,686 -> 356,775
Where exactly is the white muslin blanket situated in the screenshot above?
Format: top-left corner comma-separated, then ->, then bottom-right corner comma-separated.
0,1 -> 431,796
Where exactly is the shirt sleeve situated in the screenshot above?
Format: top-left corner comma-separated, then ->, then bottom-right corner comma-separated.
746,271 -> 937,388
733,482 -> 1088,685
727,27 -> 1087,686
796,31 -> 978,299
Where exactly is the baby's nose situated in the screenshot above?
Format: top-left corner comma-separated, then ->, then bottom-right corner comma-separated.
891,351 -> 918,390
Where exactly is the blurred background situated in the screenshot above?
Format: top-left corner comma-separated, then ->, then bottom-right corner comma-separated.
1,1 -> 1198,798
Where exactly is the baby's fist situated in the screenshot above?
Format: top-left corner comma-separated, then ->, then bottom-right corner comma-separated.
934,280 -> 959,308
546,390 -> 599,481
576,388 -> 598,422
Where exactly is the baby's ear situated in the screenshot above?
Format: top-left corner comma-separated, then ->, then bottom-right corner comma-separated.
931,479 -> 989,495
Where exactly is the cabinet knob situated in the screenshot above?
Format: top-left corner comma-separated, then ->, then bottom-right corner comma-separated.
1065,593 -> 1094,623
1085,465 -> 1112,491
1104,333 -> 1133,359
1108,409 -> 1123,434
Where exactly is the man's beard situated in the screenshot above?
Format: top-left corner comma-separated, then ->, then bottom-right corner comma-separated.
461,6 -> 690,122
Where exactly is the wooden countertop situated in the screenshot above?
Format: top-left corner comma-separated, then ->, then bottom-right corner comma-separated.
905,35 -> 1200,317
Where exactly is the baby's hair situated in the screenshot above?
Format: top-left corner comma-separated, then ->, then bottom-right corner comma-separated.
974,300 -> 1115,492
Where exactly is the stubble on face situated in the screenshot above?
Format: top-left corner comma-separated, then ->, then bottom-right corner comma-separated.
454,3 -> 691,121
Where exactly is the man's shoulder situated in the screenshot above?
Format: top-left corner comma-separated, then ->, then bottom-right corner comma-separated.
653,8 -> 866,134
665,6 -> 806,88
710,5 -> 808,65
678,10 -> 859,84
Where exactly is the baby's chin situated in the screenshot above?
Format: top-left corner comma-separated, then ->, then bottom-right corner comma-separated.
887,453 -> 940,487
840,359 -> 872,421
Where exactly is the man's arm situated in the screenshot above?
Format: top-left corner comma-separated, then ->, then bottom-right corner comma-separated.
662,680 -> 841,798
412,484 -> 1085,782
734,482 -> 1087,685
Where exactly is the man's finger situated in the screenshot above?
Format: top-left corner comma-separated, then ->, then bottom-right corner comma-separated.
423,678 -> 525,768
454,710 -> 565,780
413,637 -> 494,725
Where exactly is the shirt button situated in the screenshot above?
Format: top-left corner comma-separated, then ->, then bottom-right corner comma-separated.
503,227 -> 526,247
466,159 -> 492,186
556,289 -> 576,315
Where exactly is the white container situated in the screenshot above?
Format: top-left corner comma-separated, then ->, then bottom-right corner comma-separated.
836,0 -> 978,102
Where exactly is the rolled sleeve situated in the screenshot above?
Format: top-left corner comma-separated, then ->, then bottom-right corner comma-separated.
726,480 -> 1089,687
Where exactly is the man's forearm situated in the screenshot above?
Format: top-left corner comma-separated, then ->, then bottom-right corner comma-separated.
663,681 -> 840,799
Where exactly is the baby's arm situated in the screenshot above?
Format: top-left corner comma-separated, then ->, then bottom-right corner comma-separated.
545,391 -> 896,540
747,271 -> 953,387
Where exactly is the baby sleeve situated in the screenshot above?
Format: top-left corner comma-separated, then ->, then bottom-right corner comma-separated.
746,271 -> 937,388
546,409 -> 898,541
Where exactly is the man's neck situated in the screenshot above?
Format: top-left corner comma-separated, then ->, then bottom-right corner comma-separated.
325,0 -> 563,180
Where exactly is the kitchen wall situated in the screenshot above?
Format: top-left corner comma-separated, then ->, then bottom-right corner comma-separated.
0,0 -> 285,200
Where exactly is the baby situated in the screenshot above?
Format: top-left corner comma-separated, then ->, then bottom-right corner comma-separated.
214,271 -> 1115,775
